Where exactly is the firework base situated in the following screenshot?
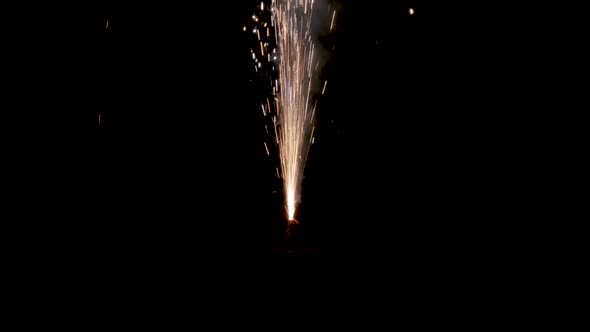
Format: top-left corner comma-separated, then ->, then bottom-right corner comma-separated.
271,221 -> 320,254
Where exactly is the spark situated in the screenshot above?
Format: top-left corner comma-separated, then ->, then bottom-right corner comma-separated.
409,8 -> 414,15
322,80 -> 327,94
264,142 -> 270,155
106,20 -> 109,29
261,1 -> 264,11
330,10 -> 336,31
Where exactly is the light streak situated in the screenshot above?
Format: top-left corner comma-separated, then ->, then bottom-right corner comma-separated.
330,10 -> 335,31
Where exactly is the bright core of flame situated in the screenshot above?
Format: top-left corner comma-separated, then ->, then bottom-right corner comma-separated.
287,189 -> 296,220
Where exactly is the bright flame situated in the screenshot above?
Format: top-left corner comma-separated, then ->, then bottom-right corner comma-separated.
287,189 -> 296,220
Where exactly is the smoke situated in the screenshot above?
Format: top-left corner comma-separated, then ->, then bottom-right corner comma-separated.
309,0 -> 339,95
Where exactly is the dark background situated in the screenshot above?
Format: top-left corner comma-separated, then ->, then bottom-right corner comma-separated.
87,1 -> 440,255
85,1 -> 511,256
10,1 -> 564,262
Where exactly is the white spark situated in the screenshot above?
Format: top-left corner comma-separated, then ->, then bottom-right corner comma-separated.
409,8 -> 414,15
106,20 -> 109,29
330,10 -> 336,31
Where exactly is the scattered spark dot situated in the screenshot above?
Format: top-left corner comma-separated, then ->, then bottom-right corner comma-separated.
243,26 -> 246,31
409,8 -> 414,15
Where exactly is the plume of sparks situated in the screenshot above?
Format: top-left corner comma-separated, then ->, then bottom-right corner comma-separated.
245,1 -> 335,224
274,0 -> 322,222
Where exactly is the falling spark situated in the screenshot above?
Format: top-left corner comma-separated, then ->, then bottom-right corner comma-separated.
330,10 -> 336,31
243,26 -> 247,31
264,142 -> 270,155
261,1 -> 264,11
409,8 -> 414,15
322,80 -> 327,94
98,113 -> 101,124
106,20 -> 109,29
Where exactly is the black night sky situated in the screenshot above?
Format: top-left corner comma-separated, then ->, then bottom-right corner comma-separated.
55,0 -> 555,259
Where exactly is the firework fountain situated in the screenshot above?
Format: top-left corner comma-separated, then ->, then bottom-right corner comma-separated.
246,0 -> 335,236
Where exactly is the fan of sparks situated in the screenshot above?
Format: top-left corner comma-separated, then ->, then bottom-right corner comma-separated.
244,0 -> 335,223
